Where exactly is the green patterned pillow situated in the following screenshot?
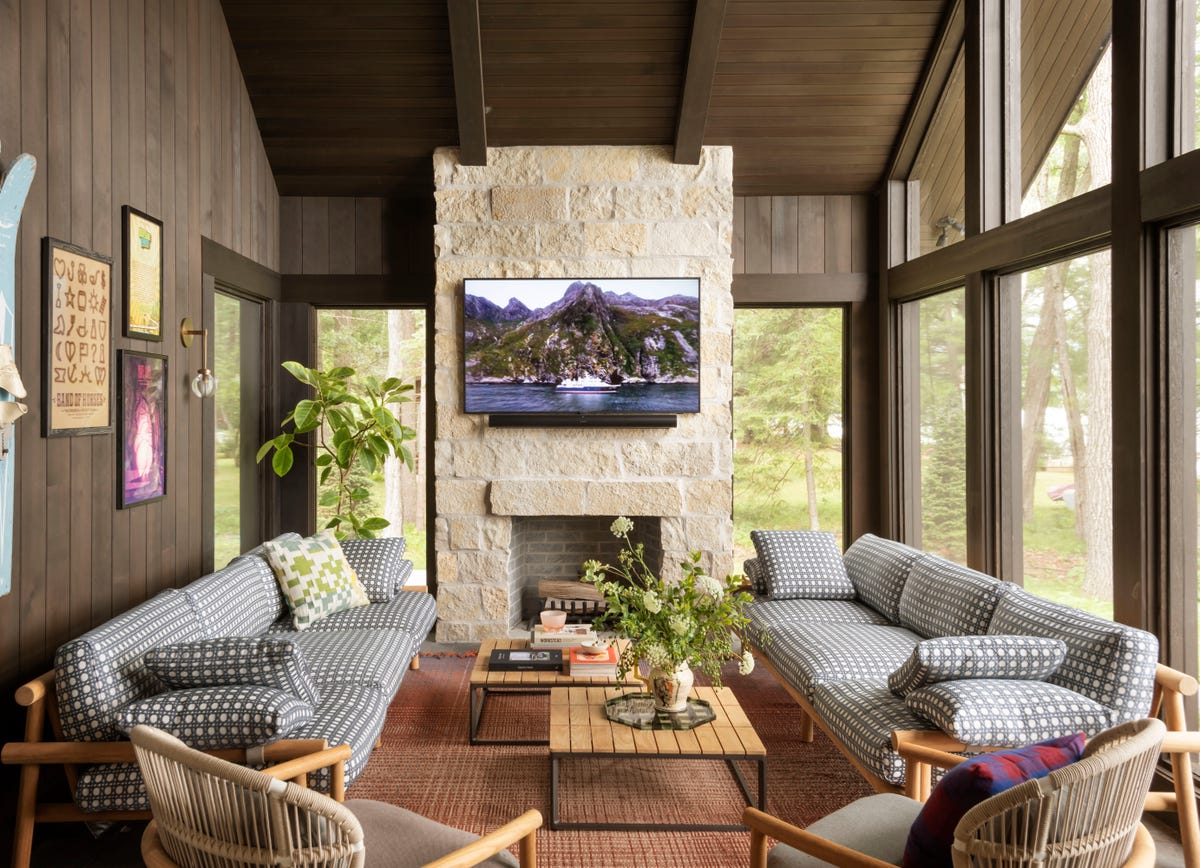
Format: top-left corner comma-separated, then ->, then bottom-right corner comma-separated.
263,531 -> 369,631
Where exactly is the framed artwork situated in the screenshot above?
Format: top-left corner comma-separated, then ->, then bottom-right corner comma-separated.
43,237 -> 113,437
122,205 -> 163,340
118,349 -> 167,508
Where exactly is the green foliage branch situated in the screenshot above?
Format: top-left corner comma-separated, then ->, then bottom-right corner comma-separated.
258,361 -> 416,539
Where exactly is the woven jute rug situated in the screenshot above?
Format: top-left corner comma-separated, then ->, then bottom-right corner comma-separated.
347,654 -> 873,868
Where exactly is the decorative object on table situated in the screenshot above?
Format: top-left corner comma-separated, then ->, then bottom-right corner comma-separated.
604,692 -> 717,730
42,236 -> 113,437
529,622 -> 596,649
117,350 -> 167,508
258,361 -> 416,539
582,516 -> 756,712
179,317 -> 216,398
487,647 -> 563,672
121,206 -> 162,340
539,608 -> 567,631
0,147 -> 35,599
565,644 -> 618,679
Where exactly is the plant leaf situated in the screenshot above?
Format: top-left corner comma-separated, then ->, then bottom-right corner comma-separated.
292,399 -> 321,432
272,446 -> 294,477
255,440 -> 275,463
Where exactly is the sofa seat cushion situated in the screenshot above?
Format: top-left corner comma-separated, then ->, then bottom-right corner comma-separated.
340,538 -> 408,601
986,586 -> 1158,721
905,679 -> 1112,746
114,685 -> 314,750
842,535 -> 924,622
763,624 -> 922,701
887,635 -> 1067,697
765,793 -> 922,868
896,557 -> 1008,639
292,681 -> 393,790
285,629 -> 417,695
812,680 -> 941,787
346,800 -> 520,868
750,530 -> 856,600
746,599 -> 891,640
145,637 -> 322,704
182,556 -> 286,638
267,589 -> 436,639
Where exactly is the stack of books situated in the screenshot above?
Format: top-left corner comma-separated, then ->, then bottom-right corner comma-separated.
566,644 -> 619,679
529,622 -> 597,649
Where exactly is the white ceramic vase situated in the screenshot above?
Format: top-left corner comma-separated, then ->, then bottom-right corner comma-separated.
648,661 -> 694,712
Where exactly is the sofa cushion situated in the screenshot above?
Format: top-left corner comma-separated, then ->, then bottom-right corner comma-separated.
114,685 -> 314,750
897,557 -> 1007,639
763,623 -> 921,701
145,637 -> 322,705
902,732 -> 1086,868
287,628 -> 418,695
181,557 -> 284,638
750,530 -> 856,600
743,558 -> 767,596
292,681 -> 393,790
842,534 -> 924,622
263,530 -> 370,631
888,635 -> 1067,697
267,588 -> 437,639
340,537 -> 408,601
905,679 -> 1112,746
55,589 -> 207,742
746,598 -> 891,639
987,585 -> 1158,721
812,680 -> 942,786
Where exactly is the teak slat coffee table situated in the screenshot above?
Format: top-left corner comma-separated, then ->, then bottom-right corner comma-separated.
469,638 -> 640,745
548,685 -> 767,831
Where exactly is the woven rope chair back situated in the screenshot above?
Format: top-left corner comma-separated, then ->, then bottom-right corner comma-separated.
951,718 -> 1166,868
130,725 -> 366,868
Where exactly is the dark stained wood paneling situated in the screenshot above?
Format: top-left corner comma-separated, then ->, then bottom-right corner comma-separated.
0,0 -> 279,703
734,195 -> 872,282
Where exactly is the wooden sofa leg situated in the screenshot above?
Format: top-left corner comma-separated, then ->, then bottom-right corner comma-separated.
409,656 -> 420,671
1165,691 -> 1200,868
12,761 -> 39,868
799,708 -> 814,743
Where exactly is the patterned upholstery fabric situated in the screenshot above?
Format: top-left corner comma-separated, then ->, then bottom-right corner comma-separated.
896,557 -> 1008,639
75,762 -> 156,813
743,558 -> 767,596
287,628 -> 417,695
987,585 -> 1158,721
750,530 -> 856,600
842,534 -> 924,622
340,537 -> 408,601
813,680 -> 942,786
264,531 -> 370,631
888,635 -> 1066,696
181,557 -> 287,638
905,679 -> 1112,746
762,623 -> 921,701
745,598 -> 890,640
267,588 -> 436,640
145,636 -> 322,704
114,685 -> 314,750
55,589 -> 206,742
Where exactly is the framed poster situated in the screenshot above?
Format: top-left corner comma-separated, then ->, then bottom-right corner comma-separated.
43,237 -> 113,436
122,206 -> 163,340
118,350 -> 167,508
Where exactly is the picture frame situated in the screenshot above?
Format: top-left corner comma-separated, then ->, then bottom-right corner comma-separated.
43,237 -> 113,437
118,349 -> 167,508
122,205 -> 163,341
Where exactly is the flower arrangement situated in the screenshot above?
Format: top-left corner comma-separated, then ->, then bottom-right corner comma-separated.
582,516 -> 756,688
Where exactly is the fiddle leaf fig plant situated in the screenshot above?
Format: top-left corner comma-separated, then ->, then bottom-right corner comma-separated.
257,361 -> 416,539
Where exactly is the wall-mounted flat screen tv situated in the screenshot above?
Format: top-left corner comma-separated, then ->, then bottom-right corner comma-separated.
463,277 -> 701,415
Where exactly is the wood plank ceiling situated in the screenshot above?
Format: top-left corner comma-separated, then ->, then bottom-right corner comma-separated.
220,0 -> 951,198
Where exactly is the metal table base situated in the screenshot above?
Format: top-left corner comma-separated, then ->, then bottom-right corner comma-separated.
470,685 -> 555,746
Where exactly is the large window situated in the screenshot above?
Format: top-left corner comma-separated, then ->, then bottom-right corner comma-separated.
732,308 -> 844,566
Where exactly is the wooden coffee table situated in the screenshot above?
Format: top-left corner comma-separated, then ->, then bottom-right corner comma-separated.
469,638 -> 641,745
548,685 -> 767,831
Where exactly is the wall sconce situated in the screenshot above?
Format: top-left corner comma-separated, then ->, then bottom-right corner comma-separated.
180,317 -> 217,398
934,215 -> 965,248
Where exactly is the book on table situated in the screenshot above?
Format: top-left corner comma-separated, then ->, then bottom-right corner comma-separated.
529,623 -> 597,648
487,648 -> 563,672
566,644 -> 619,678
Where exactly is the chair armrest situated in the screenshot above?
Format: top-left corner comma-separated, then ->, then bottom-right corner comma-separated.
742,807 -> 896,868
262,743 -> 351,802
891,730 -> 970,769
422,809 -> 543,868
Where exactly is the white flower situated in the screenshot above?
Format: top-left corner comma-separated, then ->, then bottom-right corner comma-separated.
669,614 -> 690,636
642,642 -> 671,670
610,516 -> 634,538
695,574 -> 723,601
642,589 -> 662,614
738,649 -> 755,675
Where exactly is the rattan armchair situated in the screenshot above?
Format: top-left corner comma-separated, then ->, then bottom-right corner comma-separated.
744,717 -> 1167,868
130,725 -> 541,868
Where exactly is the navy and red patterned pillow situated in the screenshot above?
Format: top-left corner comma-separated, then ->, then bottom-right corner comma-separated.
902,731 -> 1086,867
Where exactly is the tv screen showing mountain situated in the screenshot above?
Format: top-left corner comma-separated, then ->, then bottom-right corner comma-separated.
462,277 -> 701,415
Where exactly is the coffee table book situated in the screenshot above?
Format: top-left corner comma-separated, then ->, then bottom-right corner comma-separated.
565,645 -> 618,678
530,624 -> 597,648
487,648 -> 563,672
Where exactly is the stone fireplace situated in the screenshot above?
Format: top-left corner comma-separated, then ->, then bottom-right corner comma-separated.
432,145 -> 734,641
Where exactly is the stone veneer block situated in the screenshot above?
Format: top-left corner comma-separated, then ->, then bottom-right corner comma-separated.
435,189 -> 491,224
587,482 -> 683,517
436,480 -> 490,516
489,480 -> 589,516
570,147 -> 640,183
571,186 -> 615,221
491,187 -> 568,222
583,222 -> 648,256
455,551 -> 510,585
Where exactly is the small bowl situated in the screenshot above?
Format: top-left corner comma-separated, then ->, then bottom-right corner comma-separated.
539,609 -> 567,632
577,641 -> 609,657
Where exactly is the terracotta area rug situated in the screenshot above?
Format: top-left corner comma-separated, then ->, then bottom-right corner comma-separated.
347,654 -> 873,868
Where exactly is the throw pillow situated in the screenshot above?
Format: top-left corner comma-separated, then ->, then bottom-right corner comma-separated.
902,732 -> 1086,868
115,685 -> 314,750
340,537 -> 407,601
145,637 -> 322,705
749,530 -> 855,600
263,530 -> 369,631
743,558 -> 767,596
888,635 -> 1067,697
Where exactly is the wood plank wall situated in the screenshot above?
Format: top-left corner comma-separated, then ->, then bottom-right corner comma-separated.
0,0 -> 279,700
733,195 -> 872,277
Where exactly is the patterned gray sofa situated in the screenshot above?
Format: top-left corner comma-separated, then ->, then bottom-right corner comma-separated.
741,532 -> 1161,795
14,532 -> 436,819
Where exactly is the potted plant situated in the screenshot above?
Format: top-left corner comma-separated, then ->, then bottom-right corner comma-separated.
582,516 -> 756,712
257,361 -> 416,539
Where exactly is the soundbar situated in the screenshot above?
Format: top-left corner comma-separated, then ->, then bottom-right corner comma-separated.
487,413 -> 678,429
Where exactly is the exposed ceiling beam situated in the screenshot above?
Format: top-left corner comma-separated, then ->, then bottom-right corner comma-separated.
674,0 -> 728,165
447,0 -> 487,166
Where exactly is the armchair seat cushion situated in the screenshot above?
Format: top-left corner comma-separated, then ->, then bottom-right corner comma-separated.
765,792 -> 921,868
764,624 -> 921,701
346,799 -> 519,868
